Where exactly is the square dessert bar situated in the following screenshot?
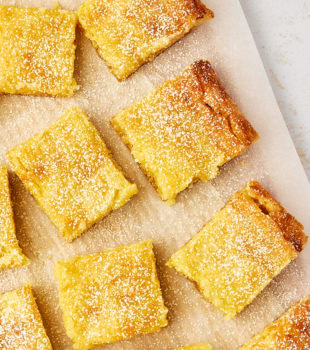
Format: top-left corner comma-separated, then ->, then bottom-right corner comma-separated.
168,181 -> 307,319
0,167 -> 28,269
78,0 -> 214,80
0,5 -> 78,96
54,240 -> 168,350
177,344 -> 212,350
7,107 -> 137,242
0,285 -> 52,350
239,295 -> 310,349
112,60 -> 258,204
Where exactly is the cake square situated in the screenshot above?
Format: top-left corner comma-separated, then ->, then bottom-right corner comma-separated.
54,240 -> 168,350
177,344 -> 212,350
0,5 -> 78,96
112,60 -> 258,204
239,296 -> 310,349
0,167 -> 28,269
78,0 -> 214,80
0,285 -> 52,350
168,181 -> 307,319
7,107 -> 138,242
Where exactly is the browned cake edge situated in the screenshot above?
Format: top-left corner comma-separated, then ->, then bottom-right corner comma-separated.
192,60 -> 258,147
239,295 -> 310,348
0,167 -> 29,269
78,1 -> 214,81
243,180 -> 308,253
192,0 -> 214,21
112,60 -> 258,204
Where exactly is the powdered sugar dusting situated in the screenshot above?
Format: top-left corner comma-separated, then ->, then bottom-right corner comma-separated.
0,5 -> 78,96
0,0 -> 309,349
78,0 -> 213,80
0,285 -> 52,349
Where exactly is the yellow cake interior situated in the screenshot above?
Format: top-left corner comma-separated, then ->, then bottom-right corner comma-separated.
54,240 -> 168,350
168,181 -> 307,318
78,0 -> 213,80
0,5 -> 78,96
7,107 -> 138,242
112,60 -> 258,204
0,166 -> 28,269
0,285 -> 52,349
239,296 -> 310,349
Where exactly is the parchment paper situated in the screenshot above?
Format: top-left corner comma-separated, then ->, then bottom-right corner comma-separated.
0,0 -> 310,349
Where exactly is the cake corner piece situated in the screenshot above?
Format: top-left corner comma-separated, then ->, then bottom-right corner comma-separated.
77,0 -> 214,80
112,60 -> 258,204
167,180 -> 307,319
239,295 -> 310,349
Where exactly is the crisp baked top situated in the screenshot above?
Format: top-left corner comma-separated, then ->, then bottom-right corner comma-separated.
7,107 -> 137,242
239,295 -> 310,349
0,285 -> 52,350
168,181 -> 307,318
0,5 -> 78,96
78,0 -> 213,80
112,60 -> 258,204
54,240 -> 168,350
0,167 -> 28,269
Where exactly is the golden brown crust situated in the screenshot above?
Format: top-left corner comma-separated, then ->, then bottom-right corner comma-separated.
167,180 -> 307,319
192,60 -> 258,147
243,180 -> 307,252
112,60 -> 258,203
0,285 -> 52,349
239,296 -> 310,349
191,0 -> 214,20
78,0 -> 214,80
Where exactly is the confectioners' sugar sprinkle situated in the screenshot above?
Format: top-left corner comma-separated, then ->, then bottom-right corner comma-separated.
0,5 -> 77,96
78,0 -> 213,79
54,240 -> 168,349
7,107 -> 137,242
167,181 -> 307,319
0,285 -> 52,349
0,1 -> 308,349
239,296 -> 310,348
0,167 -> 28,269
112,60 -> 257,203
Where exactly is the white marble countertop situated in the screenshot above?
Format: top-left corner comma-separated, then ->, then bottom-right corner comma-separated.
240,0 -> 310,180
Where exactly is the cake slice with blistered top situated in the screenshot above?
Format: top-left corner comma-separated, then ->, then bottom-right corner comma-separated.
168,181 -> 307,319
0,285 -> 52,350
78,0 -> 214,80
0,5 -> 78,96
0,167 -> 28,269
239,295 -> 310,349
112,60 -> 258,204
54,240 -> 168,350
7,107 -> 138,242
